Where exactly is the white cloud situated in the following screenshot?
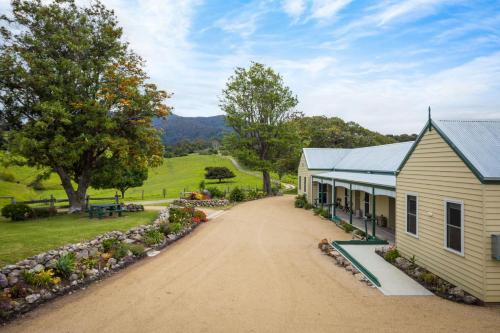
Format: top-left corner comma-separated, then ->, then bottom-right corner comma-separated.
282,0 -> 306,20
376,0 -> 457,26
310,0 -> 353,20
284,52 -> 500,133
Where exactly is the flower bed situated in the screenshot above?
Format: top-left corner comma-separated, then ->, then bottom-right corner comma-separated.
173,199 -> 230,207
375,246 -> 480,305
0,207 -> 204,323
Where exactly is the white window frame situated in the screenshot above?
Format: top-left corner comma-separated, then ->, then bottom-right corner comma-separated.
443,199 -> 464,256
405,193 -> 419,239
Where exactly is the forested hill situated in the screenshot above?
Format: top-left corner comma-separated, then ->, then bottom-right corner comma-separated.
153,114 -> 232,144
153,114 -> 417,148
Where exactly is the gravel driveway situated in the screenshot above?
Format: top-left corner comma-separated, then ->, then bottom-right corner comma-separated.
3,196 -> 500,332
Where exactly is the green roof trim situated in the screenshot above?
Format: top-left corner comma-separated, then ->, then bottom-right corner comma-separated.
397,120 -> 500,184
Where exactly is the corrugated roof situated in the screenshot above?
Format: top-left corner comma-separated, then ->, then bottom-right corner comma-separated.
335,142 -> 413,173
302,148 -> 350,169
433,119 -> 500,180
302,142 -> 414,173
315,171 -> 396,188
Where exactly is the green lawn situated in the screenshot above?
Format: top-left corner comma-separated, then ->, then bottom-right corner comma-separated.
0,210 -> 159,266
1,154 -> 264,204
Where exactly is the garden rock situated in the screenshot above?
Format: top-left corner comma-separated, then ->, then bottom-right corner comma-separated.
0,273 -> 8,288
31,264 -> 45,273
69,274 -> 79,281
123,238 -> 135,244
107,258 -> 117,266
25,294 -> 40,304
76,249 -> 89,260
8,275 -> 18,286
449,286 -> 465,298
395,257 -> 412,270
463,295 -> 477,305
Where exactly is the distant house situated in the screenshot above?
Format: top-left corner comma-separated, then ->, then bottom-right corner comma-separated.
297,118 -> 500,303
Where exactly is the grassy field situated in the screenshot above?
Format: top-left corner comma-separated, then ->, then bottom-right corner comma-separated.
0,154 -> 265,204
0,210 -> 159,266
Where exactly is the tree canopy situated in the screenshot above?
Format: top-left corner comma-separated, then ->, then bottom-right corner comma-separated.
0,0 -> 170,211
221,62 -> 300,194
204,166 -> 235,183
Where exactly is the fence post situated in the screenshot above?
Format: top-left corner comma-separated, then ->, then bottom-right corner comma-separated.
163,188 -> 166,198
114,194 -> 119,204
11,196 -> 16,204
50,194 -> 55,208
85,195 -> 90,211
141,190 -> 144,200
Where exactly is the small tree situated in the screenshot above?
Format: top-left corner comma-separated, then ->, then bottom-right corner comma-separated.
90,157 -> 148,198
221,63 -> 300,194
204,167 -> 235,183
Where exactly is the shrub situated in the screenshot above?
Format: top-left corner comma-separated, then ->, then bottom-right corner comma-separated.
159,222 -> 170,235
229,187 -> 245,202
113,244 -> 129,259
170,222 -> 182,234
32,207 -> 57,218
144,229 -> 165,246
55,253 -> 76,278
342,223 -> 354,233
206,186 -> 224,199
193,209 -> 207,222
199,180 -> 206,190
0,171 -> 15,182
81,257 -> 98,269
126,244 -> 145,256
304,203 -> 313,210
354,229 -> 366,238
421,272 -> 438,285
320,209 -> 329,219
384,247 -> 400,263
313,207 -> 322,215
169,207 -> 192,225
1,204 -> 33,221
22,269 -> 60,288
294,194 -> 307,208
101,238 -> 120,252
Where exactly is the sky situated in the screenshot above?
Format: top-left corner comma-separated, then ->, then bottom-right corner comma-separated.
2,0 -> 500,134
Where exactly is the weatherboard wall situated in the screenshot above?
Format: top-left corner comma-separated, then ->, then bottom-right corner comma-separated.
297,153 -> 325,202
396,128 -> 488,301
483,184 -> 500,302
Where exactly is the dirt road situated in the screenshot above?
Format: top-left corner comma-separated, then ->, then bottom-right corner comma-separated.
3,196 -> 500,332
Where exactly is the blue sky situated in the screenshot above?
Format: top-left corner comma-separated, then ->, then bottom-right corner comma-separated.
2,0 -> 500,133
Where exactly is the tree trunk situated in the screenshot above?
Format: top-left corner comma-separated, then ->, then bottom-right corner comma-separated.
55,167 -> 90,213
121,190 -> 125,198
262,170 -> 272,195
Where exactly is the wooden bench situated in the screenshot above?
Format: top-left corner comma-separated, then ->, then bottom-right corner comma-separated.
89,203 -> 123,219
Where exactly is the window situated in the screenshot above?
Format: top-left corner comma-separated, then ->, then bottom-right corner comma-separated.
304,177 -> 307,192
445,200 -> 464,255
319,183 -> 327,204
406,194 -> 418,236
344,188 -> 349,209
364,193 -> 370,216
298,176 -> 301,191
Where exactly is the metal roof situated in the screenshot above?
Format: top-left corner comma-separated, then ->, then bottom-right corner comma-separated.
315,171 -> 396,188
433,119 -> 500,180
335,142 -> 413,173
302,148 -> 350,169
302,142 -> 414,173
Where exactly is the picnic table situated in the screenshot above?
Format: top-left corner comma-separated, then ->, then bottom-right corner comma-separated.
88,203 -> 123,219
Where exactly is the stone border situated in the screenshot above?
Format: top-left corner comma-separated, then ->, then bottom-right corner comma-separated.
0,208 -> 203,324
375,247 -> 480,305
318,239 -> 375,288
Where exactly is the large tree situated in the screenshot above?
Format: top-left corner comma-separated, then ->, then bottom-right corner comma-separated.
0,0 -> 170,212
221,63 -> 300,195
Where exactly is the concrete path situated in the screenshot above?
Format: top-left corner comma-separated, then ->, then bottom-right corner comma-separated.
341,244 -> 432,296
3,196 -> 500,333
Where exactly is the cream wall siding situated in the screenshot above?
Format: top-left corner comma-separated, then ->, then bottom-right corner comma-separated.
396,129 -> 486,300
484,184 -> 500,302
297,153 -> 326,203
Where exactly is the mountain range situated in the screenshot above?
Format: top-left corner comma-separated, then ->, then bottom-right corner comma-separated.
153,114 -> 231,145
